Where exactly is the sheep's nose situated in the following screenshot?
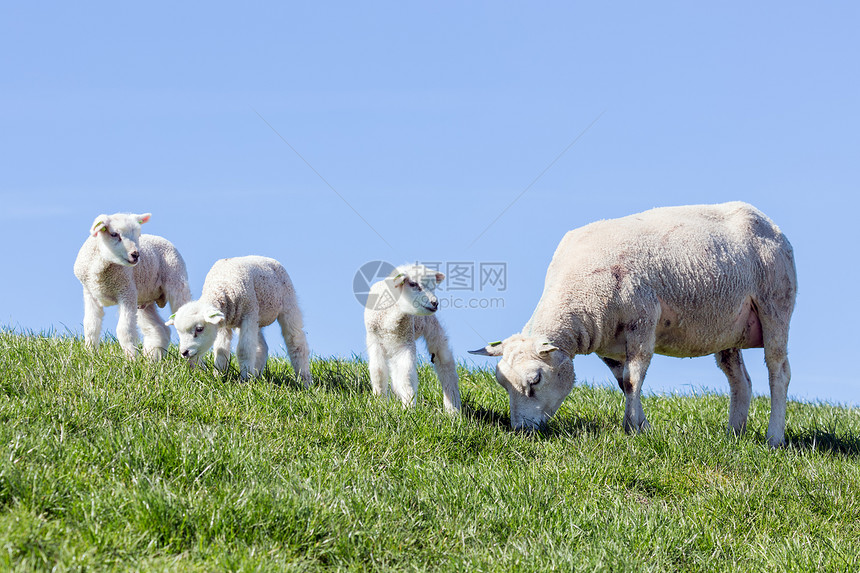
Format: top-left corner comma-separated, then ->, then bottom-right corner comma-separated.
130,251 -> 140,262
430,299 -> 439,310
181,349 -> 190,357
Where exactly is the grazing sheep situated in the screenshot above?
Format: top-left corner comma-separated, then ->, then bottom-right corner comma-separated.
73,212 -> 191,359
364,264 -> 461,413
167,256 -> 312,384
470,202 -> 797,447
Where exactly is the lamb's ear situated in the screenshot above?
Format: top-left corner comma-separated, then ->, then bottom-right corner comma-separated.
137,213 -> 152,225
537,341 -> 559,358
90,214 -> 110,237
468,340 -> 505,357
205,311 -> 225,325
434,272 -> 445,284
165,313 -> 176,327
392,273 -> 406,288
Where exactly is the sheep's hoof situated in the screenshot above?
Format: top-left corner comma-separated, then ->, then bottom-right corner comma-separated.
623,417 -> 651,434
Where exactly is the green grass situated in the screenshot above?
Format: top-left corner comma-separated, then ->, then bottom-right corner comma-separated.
0,330 -> 858,572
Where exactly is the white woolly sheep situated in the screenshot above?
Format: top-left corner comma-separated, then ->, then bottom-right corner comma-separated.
166,256 -> 312,384
470,202 -> 797,447
364,264 -> 461,413
73,212 -> 192,360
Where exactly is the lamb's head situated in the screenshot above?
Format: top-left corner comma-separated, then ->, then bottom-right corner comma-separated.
469,334 -> 575,430
89,212 -> 151,267
165,301 -> 225,359
388,264 -> 445,316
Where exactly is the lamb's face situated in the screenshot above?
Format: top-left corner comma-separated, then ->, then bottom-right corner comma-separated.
469,335 -> 575,430
166,302 -> 225,359
390,265 -> 445,316
90,213 -> 151,267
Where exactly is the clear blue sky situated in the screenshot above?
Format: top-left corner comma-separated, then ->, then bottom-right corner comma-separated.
2,2 -> 858,406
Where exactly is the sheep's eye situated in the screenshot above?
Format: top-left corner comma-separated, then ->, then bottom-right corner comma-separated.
408,280 -> 419,289
529,371 -> 542,386
109,231 -> 119,238
194,325 -> 205,334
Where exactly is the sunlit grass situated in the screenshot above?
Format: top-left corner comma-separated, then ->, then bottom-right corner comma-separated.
0,331 -> 858,571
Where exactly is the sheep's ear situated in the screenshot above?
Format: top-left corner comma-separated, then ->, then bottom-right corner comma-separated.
537,341 -> 559,358
90,214 -> 110,237
392,273 -> 406,288
468,340 -> 505,357
165,313 -> 176,327
137,213 -> 152,225
205,311 -> 225,325
434,272 -> 445,284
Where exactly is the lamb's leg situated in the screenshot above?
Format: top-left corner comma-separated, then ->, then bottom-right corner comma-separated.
213,328 -> 233,374
82,288 -> 104,350
137,303 -> 170,361
716,348 -> 752,436
388,343 -> 418,408
116,294 -> 140,359
423,318 -> 461,413
255,330 -> 269,376
366,334 -> 389,396
278,311 -> 312,387
236,318 -> 260,380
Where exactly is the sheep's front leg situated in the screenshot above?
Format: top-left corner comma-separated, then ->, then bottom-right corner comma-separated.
388,343 -> 418,408
366,334 -> 389,396
424,323 -> 461,413
236,318 -> 260,380
82,288 -> 104,350
116,294 -> 140,359
622,348 -> 653,433
213,328 -> 233,374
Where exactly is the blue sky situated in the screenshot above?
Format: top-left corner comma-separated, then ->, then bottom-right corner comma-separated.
2,2 -> 858,406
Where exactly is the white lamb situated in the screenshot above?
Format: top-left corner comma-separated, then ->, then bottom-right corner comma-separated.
73,212 -> 192,359
364,264 -> 461,413
166,256 -> 312,384
470,202 -> 797,447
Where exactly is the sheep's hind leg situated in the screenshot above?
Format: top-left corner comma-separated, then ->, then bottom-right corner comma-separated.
255,330 -> 269,376
138,304 -> 170,360
715,348 -> 752,436
278,311 -> 312,387
757,297 -> 793,447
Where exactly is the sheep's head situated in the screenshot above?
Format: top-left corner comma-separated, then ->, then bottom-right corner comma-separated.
90,212 -> 151,267
165,301 -> 225,359
469,334 -> 574,430
387,264 -> 445,316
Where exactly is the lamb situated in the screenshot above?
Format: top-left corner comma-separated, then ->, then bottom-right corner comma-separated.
364,263 -> 461,413
470,202 -> 797,447
73,212 -> 192,360
166,256 -> 312,384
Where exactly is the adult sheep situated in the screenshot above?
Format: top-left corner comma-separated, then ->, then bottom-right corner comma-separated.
470,202 -> 797,447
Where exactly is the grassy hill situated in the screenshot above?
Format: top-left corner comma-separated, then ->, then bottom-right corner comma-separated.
0,331 -> 858,571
